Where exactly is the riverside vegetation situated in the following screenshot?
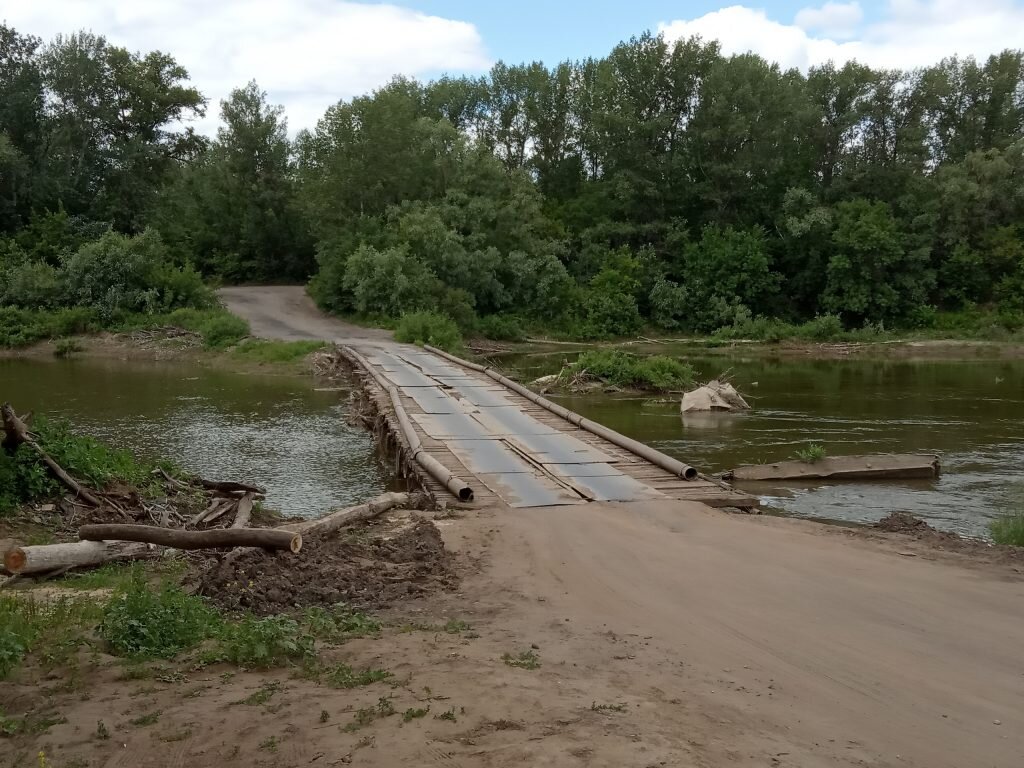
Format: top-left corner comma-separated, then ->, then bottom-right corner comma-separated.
1,25 -> 1023,348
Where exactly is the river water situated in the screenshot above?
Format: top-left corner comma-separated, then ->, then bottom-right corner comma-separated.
502,351 -> 1024,537
4,352 -> 1022,536
0,357 -> 386,518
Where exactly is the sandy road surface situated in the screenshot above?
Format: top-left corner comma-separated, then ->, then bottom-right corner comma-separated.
211,286 -> 1024,766
218,285 -> 392,343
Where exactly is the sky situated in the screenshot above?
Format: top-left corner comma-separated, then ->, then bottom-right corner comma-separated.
3,0 -> 1024,133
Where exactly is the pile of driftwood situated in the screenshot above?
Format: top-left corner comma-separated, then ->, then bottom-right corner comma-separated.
1,402 -> 415,579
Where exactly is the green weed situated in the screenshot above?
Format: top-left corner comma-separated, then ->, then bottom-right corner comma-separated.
794,443 -> 827,463
130,711 -> 160,727
501,650 -> 541,670
402,707 -> 429,722
52,337 -> 83,357
258,736 -> 279,753
95,721 -> 110,740
343,697 -> 396,732
213,614 -> 314,669
302,604 -> 381,641
100,572 -> 221,659
235,681 -> 280,706
314,662 -> 391,689
434,707 -> 459,722
989,512 -> 1024,546
0,596 -> 102,678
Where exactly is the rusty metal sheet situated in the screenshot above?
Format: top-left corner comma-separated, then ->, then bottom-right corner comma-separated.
410,411 -> 490,439
446,439 -> 535,474
404,387 -> 460,414
474,471 -> 585,508
559,473 -> 666,502
507,432 -> 612,463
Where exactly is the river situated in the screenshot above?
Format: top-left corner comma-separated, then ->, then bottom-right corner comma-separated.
0,356 -> 386,518
3,352 -> 1022,536
502,351 -> 1024,537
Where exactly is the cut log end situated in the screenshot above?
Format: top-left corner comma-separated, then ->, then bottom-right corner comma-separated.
4,548 -> 26,573
289,534 -> 302,554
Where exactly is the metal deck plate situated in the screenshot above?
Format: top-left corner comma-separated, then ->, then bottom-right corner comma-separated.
554,472 -> 667,502
380,368 -> 439,387
474,471 -> 585,508
542,462 -> 621,477
446,439 -> 535,474
411,411 -> 490,439
471,406 -> 560,437
507,432 -> 612,463
450,387 -> 512,407
404,387 -> 461,414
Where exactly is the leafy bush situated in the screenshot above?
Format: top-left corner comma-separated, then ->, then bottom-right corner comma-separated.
394,311 -> 462,351
214,614 -> 314,668
0,416 -> 156,513
0,260 -> 65,308
0,307 -> 101,348
302,604 -> 381,640
476,314 -> 526,341
100,571 -> 221,658
569,350 -> 695,391
53,337 -> 83,357
797,314 -> 845,341
989,512 -> 1024,546
196,312 -> 249,348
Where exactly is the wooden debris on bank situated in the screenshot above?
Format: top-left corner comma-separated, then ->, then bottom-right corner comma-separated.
728,454 -> 941,482
79,524 -> 301,553
4,540 -> 162,576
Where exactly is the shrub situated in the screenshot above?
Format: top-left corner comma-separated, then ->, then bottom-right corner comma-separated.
394,311 -> 462,351
0,595 -> 104,678
989,512 -> 1024,546
100,571 -> 221,658
53,338 -> 83,357
797,314 -> 845,341
198,313 -> 249,348
476,314 -> 526,342
569,350 -> 695,391
214,615 -> 314,668
0,260 -> 65,308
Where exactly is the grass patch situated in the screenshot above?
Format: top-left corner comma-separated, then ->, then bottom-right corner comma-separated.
231,339 -> 327,364
129,711 -> 160,727
0,595 -> 103,678
989,512 -> 1024,546
100,571 -> 221,659
302,604 -> 381,641
235,681 -> 280,706
258,735 -> 279,753
53,337 -> 83,357
402,706 -> 429,722
794,443 -> 827,463
568,350 -> 695,392
501,650 -> 541,670
315,662 -> 391,689
212,614 -> 314,669
343,697 -> 396,732
394,311 -> 462,352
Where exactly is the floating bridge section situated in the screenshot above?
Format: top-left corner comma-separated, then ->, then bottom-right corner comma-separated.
344,343 -> 757,511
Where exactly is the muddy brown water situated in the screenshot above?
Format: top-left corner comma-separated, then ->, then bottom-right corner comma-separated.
0,357 -> 387,518
499,351 -> 1024,537
5,352 -> 1023,537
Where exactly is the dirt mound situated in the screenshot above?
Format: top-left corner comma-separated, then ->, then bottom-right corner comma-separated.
199,517 -> 457,614
874,512 -> 936,534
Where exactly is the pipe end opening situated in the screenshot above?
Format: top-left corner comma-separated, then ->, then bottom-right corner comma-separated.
682,467 -> 698,481
458,487 -> 474,502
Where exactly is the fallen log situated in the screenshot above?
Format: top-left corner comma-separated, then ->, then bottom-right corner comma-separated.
5,540 -> 160,575
195,478 -> 266,495
230,493 -> 255,529
2,403 -> 103,507
282,491 -> 410,537
79,524 -> 301,553
729,454 -> 940,482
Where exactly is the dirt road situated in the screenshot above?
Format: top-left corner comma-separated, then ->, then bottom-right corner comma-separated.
218,285 -> 392,343
205,286 -> 1024,766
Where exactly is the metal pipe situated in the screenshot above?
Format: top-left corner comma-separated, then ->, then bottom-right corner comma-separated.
343,347 -> 474,502
424,345 -> 699,481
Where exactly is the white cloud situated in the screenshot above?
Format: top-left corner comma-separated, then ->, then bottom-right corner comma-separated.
659,0 -> 1024,71
2,0 -> 491,133
795,2 -> 863,40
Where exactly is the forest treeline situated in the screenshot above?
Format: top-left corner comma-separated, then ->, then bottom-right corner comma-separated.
1,25 -> 1023,343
